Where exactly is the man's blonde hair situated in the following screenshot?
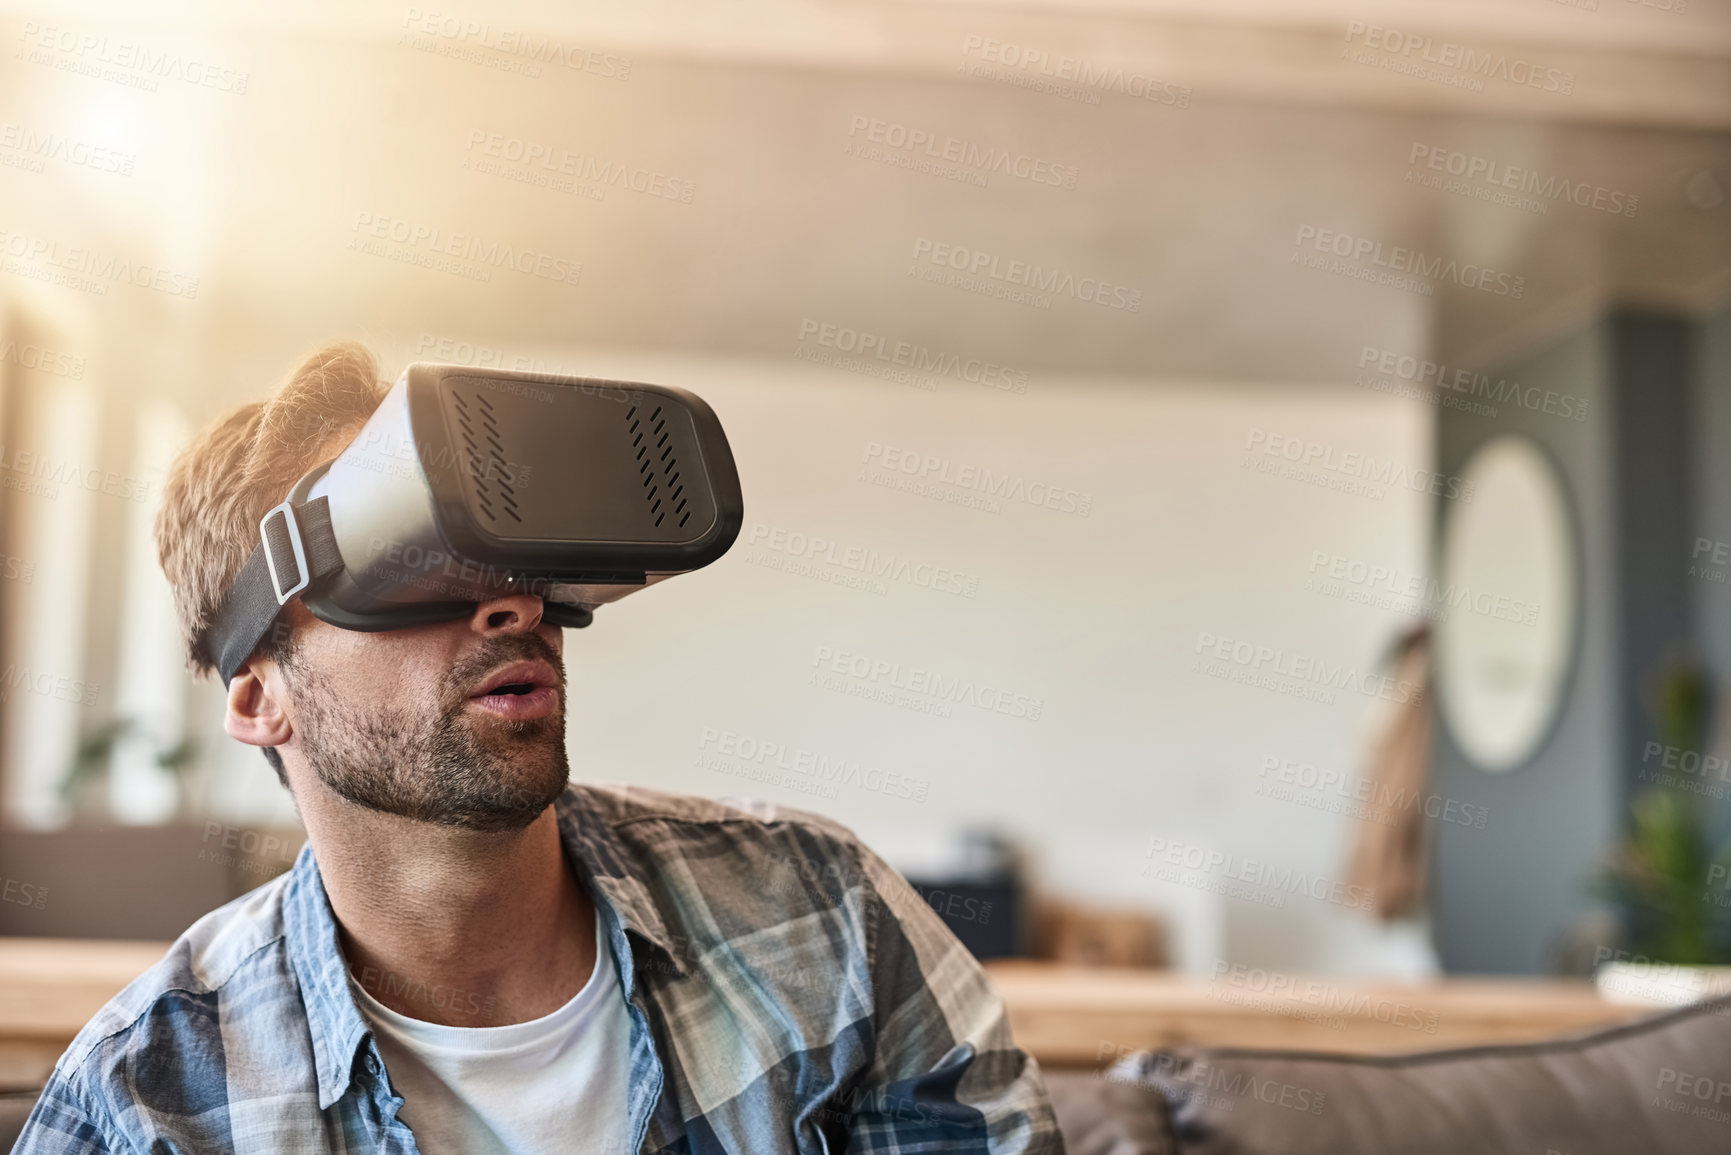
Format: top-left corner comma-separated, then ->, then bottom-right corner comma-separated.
154,342 -> 389,680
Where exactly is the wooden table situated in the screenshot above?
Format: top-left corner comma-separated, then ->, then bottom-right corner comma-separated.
983,960 -> 1653,1067
0,940 -> 1658,1088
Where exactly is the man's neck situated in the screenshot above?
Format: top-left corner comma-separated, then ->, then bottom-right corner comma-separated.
304,791 -> 597,1028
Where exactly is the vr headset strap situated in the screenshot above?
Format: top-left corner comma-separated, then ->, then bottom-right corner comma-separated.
211,496 -> 345,687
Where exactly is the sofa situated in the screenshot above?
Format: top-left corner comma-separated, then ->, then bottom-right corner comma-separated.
3,994 -> 1726,1152
1044,992 -> 1731,1154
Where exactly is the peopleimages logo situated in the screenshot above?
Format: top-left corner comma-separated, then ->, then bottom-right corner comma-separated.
0,663 -> 99,707
862,442 -> 1091,516
1407,144 -> 1637,218
348,211 -> 581,285
909,237 -> 1142,312
1293,226 -> 1524,298
1209,961 -> 1442,1033
810,644 -> 1045,722
1098,1045 -> 1329,1116
0,444 -> 151,503
414,334 -> 577,385
796,319 -> 1029,394
1257,754 -> 1489,830
399,8 -> 631,80
696,726 -> 930,803
958,36 -> 1192,108
0,876 -> 47,910
0,227 -> 200,298
1343,22 -> 1575,95
1194,630 -> 1427,706
1357,346 -> 1587,421
846,115 -> 1079,189
0,338 -> 85,380
1654,1066 -> 1731,1125
1306,550 -> 1539,628
463,129 -> 695,203
1638,740 -> 1731,806
16,20 -> 251,95
1143,837 -> 1377,912
1244,428 -> 1475,501
0,122 -> 136,176
346,423 -> 533,487
747,522 -> 980,598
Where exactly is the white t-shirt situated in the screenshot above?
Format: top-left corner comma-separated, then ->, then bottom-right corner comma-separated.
348,910 -> 634,1155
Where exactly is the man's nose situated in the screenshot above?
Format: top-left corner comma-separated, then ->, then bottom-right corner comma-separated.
469,593 -> 545,634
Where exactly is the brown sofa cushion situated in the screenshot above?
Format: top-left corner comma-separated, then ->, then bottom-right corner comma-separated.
1109,993 -> 1731,1155
1045,1069 -> 1180,1155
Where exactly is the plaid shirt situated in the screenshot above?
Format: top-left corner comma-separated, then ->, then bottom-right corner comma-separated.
15,783 -> 1063,1154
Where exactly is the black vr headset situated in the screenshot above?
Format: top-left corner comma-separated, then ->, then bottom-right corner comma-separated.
208,363 -> 744,686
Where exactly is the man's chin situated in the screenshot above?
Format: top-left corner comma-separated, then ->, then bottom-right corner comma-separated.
433,764 -> 570,831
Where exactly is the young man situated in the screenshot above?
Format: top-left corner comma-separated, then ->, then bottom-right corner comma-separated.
15,344 -> 1064,1154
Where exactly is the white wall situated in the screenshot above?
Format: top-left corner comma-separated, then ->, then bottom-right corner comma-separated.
0,304 -> 100,829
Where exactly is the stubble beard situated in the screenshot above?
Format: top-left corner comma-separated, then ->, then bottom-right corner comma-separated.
285,632 -> 571,832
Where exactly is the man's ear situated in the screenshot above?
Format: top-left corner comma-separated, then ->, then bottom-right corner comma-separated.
224,662 -> 294,750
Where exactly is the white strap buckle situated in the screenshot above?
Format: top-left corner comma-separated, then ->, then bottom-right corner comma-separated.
259,501 -> 310,605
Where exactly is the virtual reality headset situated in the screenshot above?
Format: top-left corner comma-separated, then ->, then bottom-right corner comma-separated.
207,362 -> 744,686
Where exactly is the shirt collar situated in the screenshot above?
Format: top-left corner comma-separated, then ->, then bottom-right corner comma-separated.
282,842 -> 373,1111
550,783 -> 690,988
284,781 -> 687,1110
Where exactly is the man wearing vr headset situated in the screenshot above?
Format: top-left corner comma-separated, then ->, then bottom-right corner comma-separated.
16,344 -> 1062,1154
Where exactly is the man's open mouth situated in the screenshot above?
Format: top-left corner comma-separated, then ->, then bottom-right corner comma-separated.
467,660 -> 561,719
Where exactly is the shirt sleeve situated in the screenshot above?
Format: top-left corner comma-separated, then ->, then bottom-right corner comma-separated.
841,840 -> 1066,1154
11,1070 -> 116,1155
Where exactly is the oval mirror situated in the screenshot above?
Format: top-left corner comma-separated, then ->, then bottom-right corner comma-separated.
1435,436 -> 1578,773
